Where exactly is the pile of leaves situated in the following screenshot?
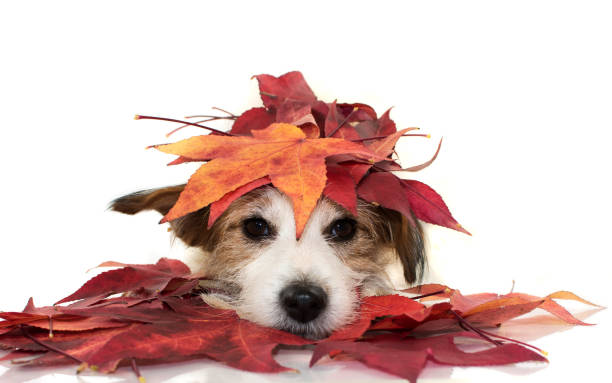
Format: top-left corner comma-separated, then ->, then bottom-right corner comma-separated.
137,71 -> 469,237
0,258 -> 599,382
1,73 -> 599,381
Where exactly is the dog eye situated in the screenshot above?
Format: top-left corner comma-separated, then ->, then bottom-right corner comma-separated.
329,219 -> 356,241
243,218 -> 271,239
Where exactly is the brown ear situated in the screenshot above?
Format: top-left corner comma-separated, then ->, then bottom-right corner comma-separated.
109,185 -> 215,249
383,208 -> 426,284
109,185 -> 186,216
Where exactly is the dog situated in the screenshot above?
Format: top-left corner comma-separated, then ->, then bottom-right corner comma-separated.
111,184 -> 425,339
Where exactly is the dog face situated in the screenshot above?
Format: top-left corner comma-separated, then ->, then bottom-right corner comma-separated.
111,185 -> 425,339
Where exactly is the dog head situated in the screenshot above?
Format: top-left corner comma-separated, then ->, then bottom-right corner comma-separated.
111,184 -> 425,338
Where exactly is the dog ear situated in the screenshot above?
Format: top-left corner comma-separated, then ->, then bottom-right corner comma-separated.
109,185 -> 186,216
383,208 -> 426,284
109,185 -> 215,249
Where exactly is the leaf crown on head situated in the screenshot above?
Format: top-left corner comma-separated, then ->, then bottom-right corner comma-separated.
140,71 -> 469,238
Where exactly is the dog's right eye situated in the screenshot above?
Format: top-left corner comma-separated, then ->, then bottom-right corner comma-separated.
328,218 -> 357,241
243,218 -> 271,239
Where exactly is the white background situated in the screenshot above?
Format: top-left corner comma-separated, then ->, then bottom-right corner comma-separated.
0,1 -> 610,382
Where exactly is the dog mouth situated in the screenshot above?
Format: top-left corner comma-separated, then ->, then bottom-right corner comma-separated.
276,320 -> 332,339
197,279 -> 346,340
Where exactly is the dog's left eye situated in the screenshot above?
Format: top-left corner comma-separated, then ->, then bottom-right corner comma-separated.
243,218 -> 271,239
329,219 -> 356,241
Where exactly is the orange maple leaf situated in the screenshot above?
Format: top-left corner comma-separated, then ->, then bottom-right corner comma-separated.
152,123 -> 379,237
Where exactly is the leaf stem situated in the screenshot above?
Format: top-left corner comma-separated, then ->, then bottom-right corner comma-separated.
326,107 -> 358,138
351,133 -> 428,143
473,327 -> 548,356
449,310 -> 503,346
166,117 -> 235,137
185,114 -> 237,120
135,115 -> 233,136
48,316 -> 53,338
211,107 -> 239,118
410,289 -> 447,300
20,325 -> 84,364
131,358 -> 146,383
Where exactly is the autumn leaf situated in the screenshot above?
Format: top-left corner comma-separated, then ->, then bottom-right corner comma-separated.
253,71 -> 317,109
401,179 -> 471,234
55,258 -> 195,305
326,294 -> 429,341
208,176 -> 271,227
1,299 -> 311,374
353,108 -> 397,138
152,123 -> 380,237
229,107 -> 274,136
0,260 -> 599,381
325,100 -> 360,140
311,332 -> 548,383
135,71 -> 470,239
357,171 -> 417,226
322,164 -> 357,216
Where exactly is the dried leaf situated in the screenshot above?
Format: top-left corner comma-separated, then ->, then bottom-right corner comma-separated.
153,123 -> 379,237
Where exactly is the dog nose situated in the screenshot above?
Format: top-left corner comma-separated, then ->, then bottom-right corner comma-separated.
280,283 -> 327,323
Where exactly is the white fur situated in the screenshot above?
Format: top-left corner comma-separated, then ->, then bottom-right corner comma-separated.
233,189 -> 361,338
177,188 -> 404,338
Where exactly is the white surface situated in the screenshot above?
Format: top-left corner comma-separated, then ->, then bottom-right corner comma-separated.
1,1 -> 610,382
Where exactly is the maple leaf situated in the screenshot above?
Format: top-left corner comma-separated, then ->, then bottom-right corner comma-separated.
208,176 -> 271,227
321,164 -> 357,216
229,107 -> 274,136
357,171 -> 417,226
356,172 -> 470,234
152,123 -> 380,237
311,332 -> 548,383
1,299 -> 311,374
254,71 -> 318,110
325,100 -> 361,140
135,71 -> 470,239
55,258 -> 196,305
0,260 -> 600,381
354,108 -> 397,138
326,294 -> 429,341
337,102 -> 377,122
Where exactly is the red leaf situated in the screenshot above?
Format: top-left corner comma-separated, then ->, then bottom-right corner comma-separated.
208,177 -> 271,228
230,107 -> 275,136
357,172 -> 416,226
275,101 -> 316,127
254,71 -> 318,110
327,294 -> 427,340
154,123 -> 379,237
337,102 -> 377,122
311,332 -> 547,383
367,128 -> 419,158
322,164 -> 357,215
401,179 -> 471,235
55,258 -> 193,305
354,108 -> 396,138
325,100 -> 360,140
0,260 -> 598,379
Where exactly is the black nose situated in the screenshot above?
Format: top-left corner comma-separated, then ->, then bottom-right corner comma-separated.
280,283 -> 327,323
